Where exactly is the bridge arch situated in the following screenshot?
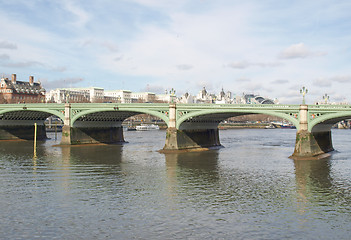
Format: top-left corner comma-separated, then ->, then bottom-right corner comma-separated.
71,107 -> 169,126
0,107 -> 65,141
176,109 -> 299,129
309,112 -> 351,132
0,108 -> 65,121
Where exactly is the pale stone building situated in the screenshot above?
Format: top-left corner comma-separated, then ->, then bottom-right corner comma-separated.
46,88 -> 90,103
179,92 -> 195,104
105,90 -> 132,103
131,92 -> 156,103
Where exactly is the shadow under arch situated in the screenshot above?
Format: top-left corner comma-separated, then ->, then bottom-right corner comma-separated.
305,114 -> 351,156
165,109 -> 298,151
0,110 -> 62,140
64,108 -> 168,145
176,107 -> 299,130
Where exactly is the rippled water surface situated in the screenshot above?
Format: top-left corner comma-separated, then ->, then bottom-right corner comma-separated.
0,129 -> 350,239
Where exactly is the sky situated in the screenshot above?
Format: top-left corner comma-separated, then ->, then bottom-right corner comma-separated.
1,0 -> 351,104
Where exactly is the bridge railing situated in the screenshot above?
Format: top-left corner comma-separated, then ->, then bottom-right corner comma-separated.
308,105 -> 351,110
1,103 -> 351,110
176,103 -> 301,109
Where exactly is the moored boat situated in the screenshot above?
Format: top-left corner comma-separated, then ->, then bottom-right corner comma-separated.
136,124 -> 160,131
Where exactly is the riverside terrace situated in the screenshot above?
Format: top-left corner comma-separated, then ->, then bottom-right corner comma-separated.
1,103 -> 351,159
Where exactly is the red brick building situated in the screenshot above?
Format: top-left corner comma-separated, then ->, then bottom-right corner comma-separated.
0,74 -> 46,103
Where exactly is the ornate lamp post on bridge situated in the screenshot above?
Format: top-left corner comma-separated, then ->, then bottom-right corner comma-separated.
168,88 -> 177,129
65,90 -> 70,104
300,86 -> 308,105
170,88 -> 176,103
323,93 -> 329,104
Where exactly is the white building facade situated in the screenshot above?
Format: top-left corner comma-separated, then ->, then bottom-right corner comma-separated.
46,88 -> 90,103
131,92 -> 156,103
46,87 -> 104,103
105,90 -> 132,103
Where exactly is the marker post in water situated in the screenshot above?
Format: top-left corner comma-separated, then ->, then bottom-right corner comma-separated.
34,123 -> 37,158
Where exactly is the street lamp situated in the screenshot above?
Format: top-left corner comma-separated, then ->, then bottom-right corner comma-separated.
323,93 -> 329,104
300,86 -> 308,105
65,91 -> 70,104
170,88 -> 176,103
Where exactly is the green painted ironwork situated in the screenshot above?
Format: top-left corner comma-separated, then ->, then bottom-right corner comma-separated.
307,105 -> 351,132
0,103 -> 66,121
1,103 -> 351,132
175,104 -> 301,129
0,103 -> 170,126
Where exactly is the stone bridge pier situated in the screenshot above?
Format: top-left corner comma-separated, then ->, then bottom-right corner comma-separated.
291,105 -> 334,159
163,103 -> 221,151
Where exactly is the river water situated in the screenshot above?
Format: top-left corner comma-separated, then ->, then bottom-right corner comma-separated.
0,129 -> 350,239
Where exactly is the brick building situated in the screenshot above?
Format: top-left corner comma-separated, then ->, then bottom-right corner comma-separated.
0,74 -> 46,103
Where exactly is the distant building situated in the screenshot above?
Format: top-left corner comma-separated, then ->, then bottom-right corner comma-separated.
196,87 -> 212,103
179,92 -> 195,103
105,90 -> 132,103
46,88 -> 90,103
131,92 -> 156,103
215,88 -> 232,104
0,74 -> 45,103
154,89 -> 178,103
43,84 -> 278,105
87,87 -> 104,103
46,87 -> 104,103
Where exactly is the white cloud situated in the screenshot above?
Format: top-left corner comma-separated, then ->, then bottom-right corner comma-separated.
80,39 -> 119,52
176,64 -> 193,71
270,79 -> 289,84
61,1 -> 91,28
101,42 -> 119,52
313,75 -> 351,88
114,55 -> 124,62
2,60 -> 43,68
141,84 -> 164,93
279,43 -> 327,59
41,77 -> 85,90
226,60 -> 282,69
329,75 -> 351,83
0,54 -> 10,60
242,82 -> 268,93
99,4 -> 256,82
0,14 -> 62,67
226,61 -> 249,69
236,77 -> 251,82
313,78 -> 332,87
0,40 -> 17,49
51,66 -> 68,72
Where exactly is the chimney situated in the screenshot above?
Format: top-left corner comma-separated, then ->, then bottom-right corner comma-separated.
29,76 -> 34,85
11,74 -> 16,83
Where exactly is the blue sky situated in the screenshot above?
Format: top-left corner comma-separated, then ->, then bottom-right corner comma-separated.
1,0 -> 351,103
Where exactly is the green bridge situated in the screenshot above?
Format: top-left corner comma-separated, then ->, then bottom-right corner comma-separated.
1,103 -> 351,159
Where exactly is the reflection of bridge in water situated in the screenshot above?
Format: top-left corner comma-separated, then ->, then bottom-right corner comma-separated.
1,103 -> 351,159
